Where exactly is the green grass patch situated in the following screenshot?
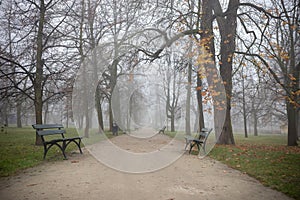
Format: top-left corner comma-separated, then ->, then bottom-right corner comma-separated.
209,135 -> 300,199
0,126 -> 43,176
0,126 -> 119,177
0,127 -> 72,176
233,134 -> 288,145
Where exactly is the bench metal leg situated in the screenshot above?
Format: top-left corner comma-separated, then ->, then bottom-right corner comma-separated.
43,144 -> 47,160
70,139 -> 82,154
189,143 -> 194,154
185,140 -> 192,151
76,139 -> 83,154
64,139 -> 83,154
189,142 -> 202,154
44,143 -> 66,159
62,141 -> 68,159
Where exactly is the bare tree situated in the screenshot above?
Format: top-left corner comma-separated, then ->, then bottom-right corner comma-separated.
163,55 -> 184,132
235,0 -> 299,145
0,0 -> 78,144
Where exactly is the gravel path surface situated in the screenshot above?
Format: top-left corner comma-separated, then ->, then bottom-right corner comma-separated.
0,134 -> 292,200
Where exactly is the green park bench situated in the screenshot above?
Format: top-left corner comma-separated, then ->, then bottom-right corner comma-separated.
184,128 -> 213,154
32,124 -> 83,159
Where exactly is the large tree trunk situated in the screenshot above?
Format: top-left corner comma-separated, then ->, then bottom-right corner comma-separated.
170,112 -> 175,132
197,72 -> 205,131
4,102 -> 8,126
34,0 -> 46,145
297,108 -> 300,140
214,0 -> 239,145
252,101 -> 258,136
16,101 -> 22,128
95,87 -> 104,133
286,17 -> 298,146
109,102 -> 113,131
242,71 -> 248,138
218,107 -> 235,144
287,101 -> 298,146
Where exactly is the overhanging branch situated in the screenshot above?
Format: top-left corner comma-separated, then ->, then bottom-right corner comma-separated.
235,51 -> 291,97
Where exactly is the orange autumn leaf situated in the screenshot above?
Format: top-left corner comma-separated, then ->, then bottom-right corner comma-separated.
201,90 -> 207,96
288,74 -> 296,81
196,86 -> 202,91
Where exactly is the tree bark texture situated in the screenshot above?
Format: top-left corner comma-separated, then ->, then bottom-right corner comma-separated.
34,0 -> 46,145
213,0 -> 239,144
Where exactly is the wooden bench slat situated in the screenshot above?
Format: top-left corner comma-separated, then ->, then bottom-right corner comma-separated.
44,138 -> 65,144
32,124 -> 64,129
37,129 -> 66,136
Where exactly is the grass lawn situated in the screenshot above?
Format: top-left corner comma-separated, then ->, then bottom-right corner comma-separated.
0,126 -> 114,177
209,134 -> 300,200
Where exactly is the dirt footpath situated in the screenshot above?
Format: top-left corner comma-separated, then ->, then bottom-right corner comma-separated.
0,134 -> 293,200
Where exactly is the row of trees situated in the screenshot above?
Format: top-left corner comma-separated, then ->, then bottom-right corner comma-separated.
0,0 -> 299,146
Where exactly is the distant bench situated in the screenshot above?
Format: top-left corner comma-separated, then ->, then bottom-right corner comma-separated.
184,128 -> 213,154
32,124 -> 83,159
158,126 -> 166,134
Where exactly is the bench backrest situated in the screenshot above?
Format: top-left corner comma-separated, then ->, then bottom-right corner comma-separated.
198,128 -> 213,141
32,124 -> 66,137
